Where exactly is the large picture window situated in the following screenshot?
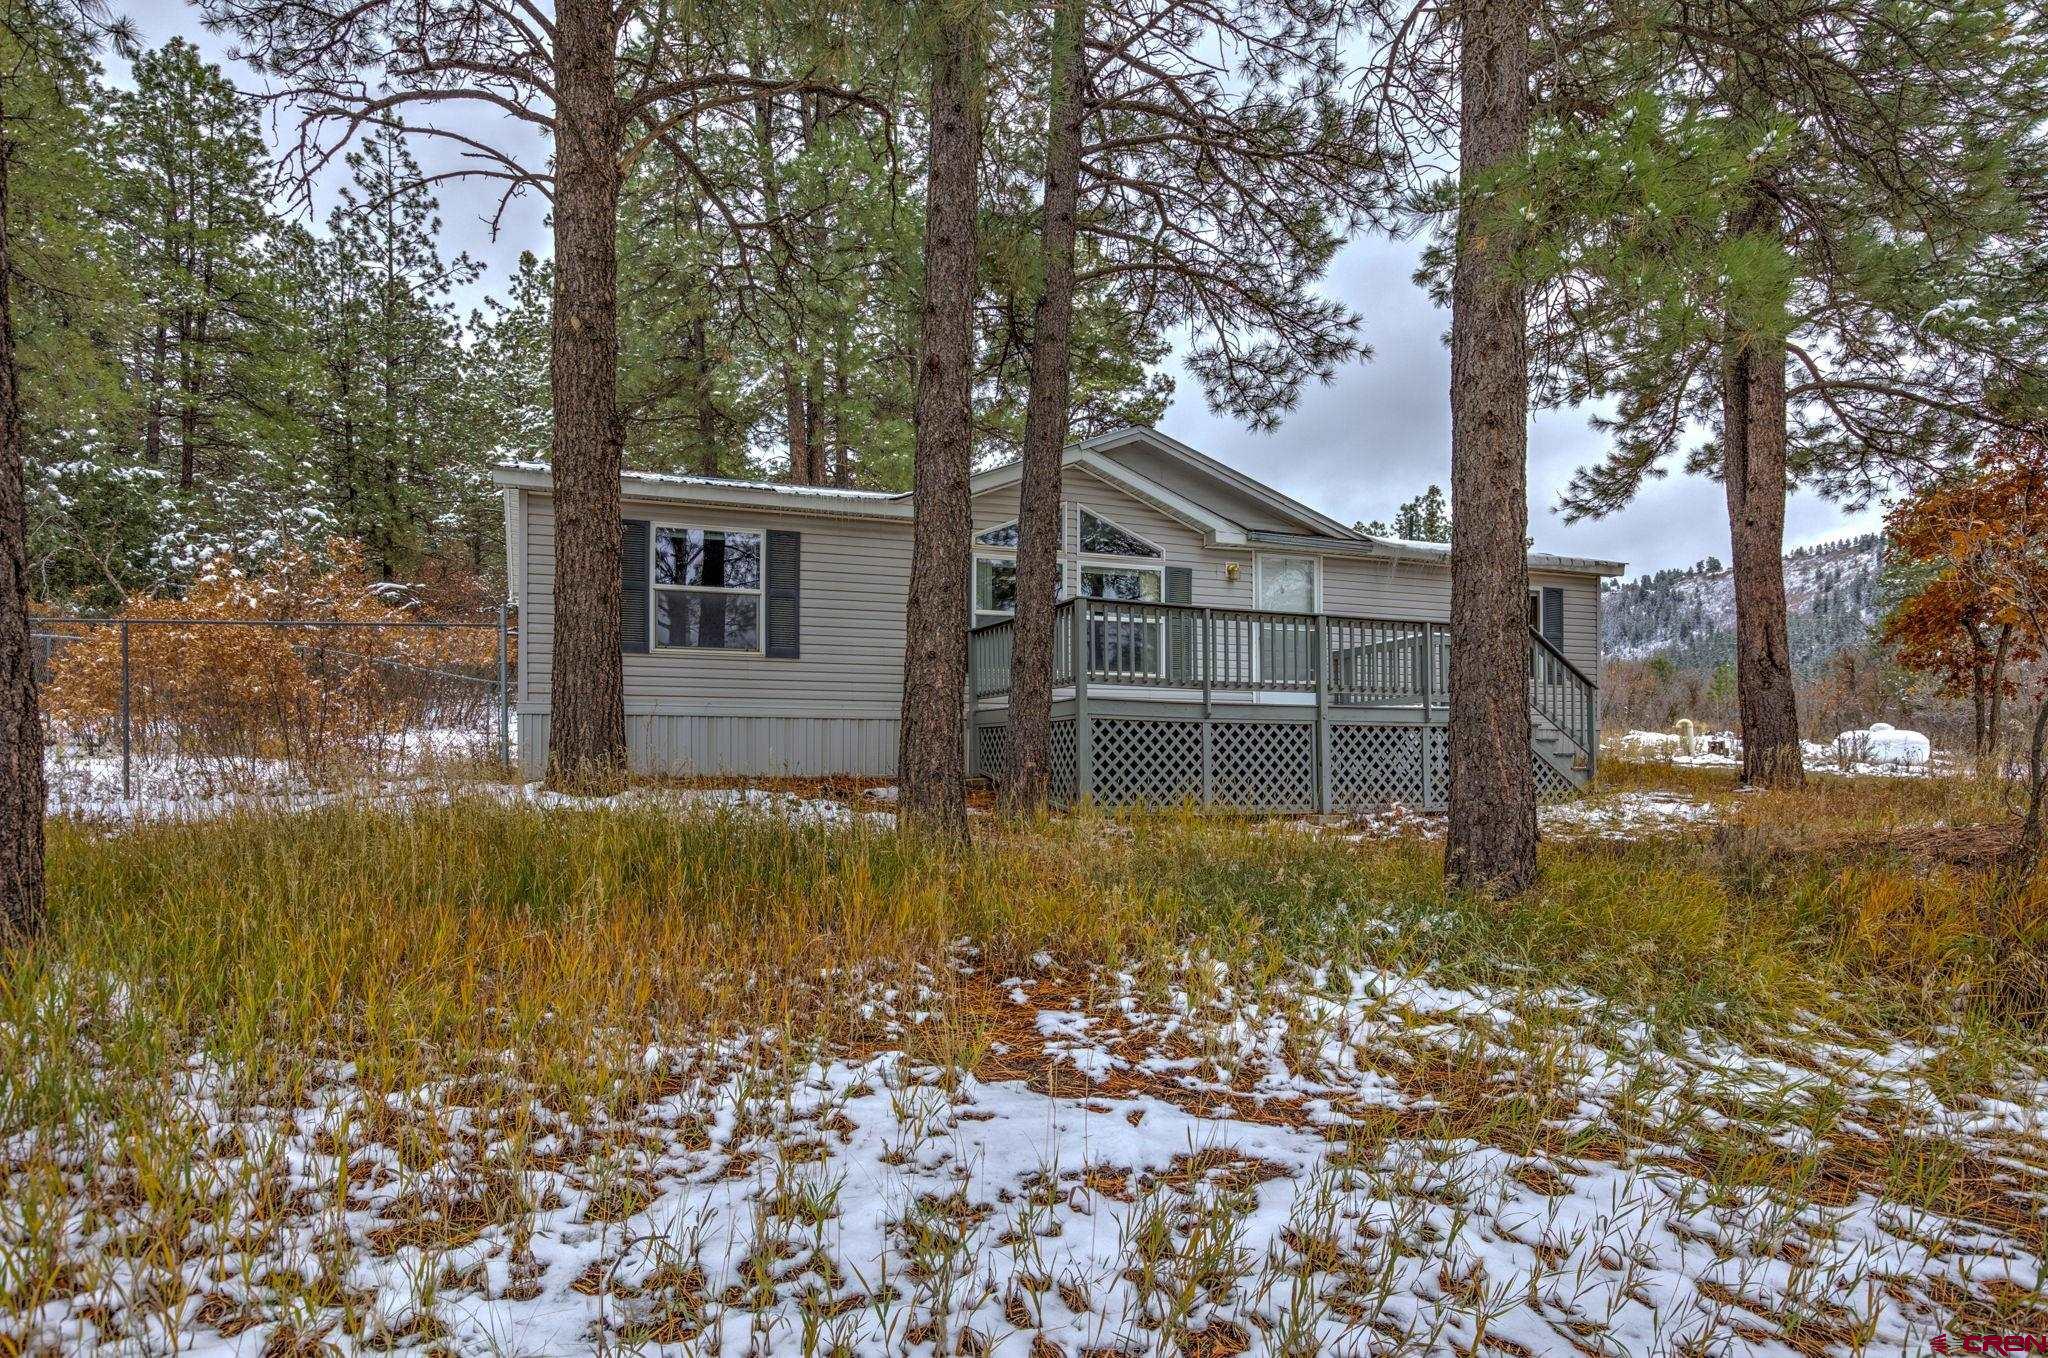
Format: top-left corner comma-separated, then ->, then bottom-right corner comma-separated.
654,526 -> 762,650
1079,564 -> 1164,675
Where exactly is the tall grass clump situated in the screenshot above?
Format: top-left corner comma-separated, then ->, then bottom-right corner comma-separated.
3,799 -> 1190,1133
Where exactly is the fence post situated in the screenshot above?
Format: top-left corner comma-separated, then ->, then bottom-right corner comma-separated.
119,621 -> 132,801
496,602 -> 511,770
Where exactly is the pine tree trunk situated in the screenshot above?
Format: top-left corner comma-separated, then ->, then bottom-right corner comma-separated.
1444,0 -> 1538,897
177,310 -> 197,490
1720,327 -> 1805,790
542,0 -> 628,792
1004,0 -> 1085,815
831,341 -> 852,487
0,89 -> 46,946
685,313 -> 720,477
802,365 -> 825,483
897,5 -> 982,838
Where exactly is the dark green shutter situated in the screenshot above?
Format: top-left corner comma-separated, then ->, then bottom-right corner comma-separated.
1165,565 -> 1194,683
766,530 -> 801,658
621,519 -> 650,654
1541,586 -> 1565,649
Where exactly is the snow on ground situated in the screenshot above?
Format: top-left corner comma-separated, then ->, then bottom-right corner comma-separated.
41,747 -> 893,828
1611,728 -> 1952,778
1326,790 -> 1722,842
7,957 -> 2044,1355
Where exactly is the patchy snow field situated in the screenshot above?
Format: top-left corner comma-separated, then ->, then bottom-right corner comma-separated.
1326,791 -> 1724,843
40,751 -> 891,829
1610,729 -> 1955,780
8,955 -> 2046,1356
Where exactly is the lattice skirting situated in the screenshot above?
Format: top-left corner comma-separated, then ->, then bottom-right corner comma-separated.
1047,720 -> 1079,802
1532,753 -> 1576,801
970,715 -> 1579,811
1211,721 -> 1317,811
1332,724 -> 1424,809
971,721 -> 1013,783
972,719 -> 1080,802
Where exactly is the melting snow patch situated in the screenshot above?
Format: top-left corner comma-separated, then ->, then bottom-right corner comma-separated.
9,959 -> 2043,1355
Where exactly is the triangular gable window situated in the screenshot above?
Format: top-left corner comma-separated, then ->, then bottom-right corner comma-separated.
1079,508 -> 1161,558
975,521 -> 1019,548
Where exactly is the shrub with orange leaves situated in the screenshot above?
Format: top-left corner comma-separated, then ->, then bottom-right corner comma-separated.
1881,439 -> 2048,757
1881,435 -> 2048,877
41,543 -> 508,781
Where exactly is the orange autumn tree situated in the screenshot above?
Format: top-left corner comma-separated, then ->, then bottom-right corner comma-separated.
1880,560 -> 2035,761
42,543 -> 501,777
1881,435 -> 2048,866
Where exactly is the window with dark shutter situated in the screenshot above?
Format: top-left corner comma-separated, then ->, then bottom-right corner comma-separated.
621,519 -> 651,654
1541,586 -> 1565,649
765,530 -> 801,658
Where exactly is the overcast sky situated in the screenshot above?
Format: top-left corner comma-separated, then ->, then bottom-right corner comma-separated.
128,0 -> 1881,579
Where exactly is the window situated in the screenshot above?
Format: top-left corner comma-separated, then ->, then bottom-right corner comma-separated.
1080,565 -> 1163,675
974,555 -> 1061,620
975,521 -> 1020,548
654,526 -> 762,650
1080,566 -> 1162,602
975,556 -> 1018,615
1078,508 -> 1160,558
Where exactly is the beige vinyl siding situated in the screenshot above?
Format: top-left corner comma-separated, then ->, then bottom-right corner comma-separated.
1092,441 -> 1308,532
520,493 -> 913,717
1318,556 -> 1599,675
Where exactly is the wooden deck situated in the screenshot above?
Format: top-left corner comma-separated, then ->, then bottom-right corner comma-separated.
968,598 -> 1597,811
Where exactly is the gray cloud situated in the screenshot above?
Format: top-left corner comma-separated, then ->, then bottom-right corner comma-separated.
1158,233 -> 1883,578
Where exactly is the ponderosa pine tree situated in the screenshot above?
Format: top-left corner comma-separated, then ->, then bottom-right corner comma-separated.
294,128 -> 482,581
1001,0 -> 1387,811
1443,0 -> 1539,894
0,7 -> 39,946
209,0 -> 870,790
1,0 -> 134,945
1360,0 -> 1544,892
1359,485 -> 1451,542
898,0 -> 985,838
111,40 -> 293,507
1508,0 -> 2048,787
1001,0 -> 1085,815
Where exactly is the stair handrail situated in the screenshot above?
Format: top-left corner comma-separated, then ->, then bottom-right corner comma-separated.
1528,626 -> 1597,770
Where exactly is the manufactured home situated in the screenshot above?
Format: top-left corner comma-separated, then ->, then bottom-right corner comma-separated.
494,426 -> 1626,811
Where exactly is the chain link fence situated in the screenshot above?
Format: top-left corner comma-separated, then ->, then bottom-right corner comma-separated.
33,612 -> 516,814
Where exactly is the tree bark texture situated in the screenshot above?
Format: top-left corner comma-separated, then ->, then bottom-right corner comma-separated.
1444,0 -> 1539,897
897,4 -> 982,838
543,0 -> 629,791
1720,319 -> 1805,790
0,87 -> 47,946
1003,0 -> 1085,815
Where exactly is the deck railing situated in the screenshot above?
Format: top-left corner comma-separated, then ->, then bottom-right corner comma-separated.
968,597 -> 1596,759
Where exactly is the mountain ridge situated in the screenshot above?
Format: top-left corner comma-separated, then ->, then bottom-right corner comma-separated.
1601,534 -> 1885,674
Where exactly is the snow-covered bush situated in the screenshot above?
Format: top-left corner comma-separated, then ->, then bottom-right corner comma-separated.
1832,723 -> 1932,767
